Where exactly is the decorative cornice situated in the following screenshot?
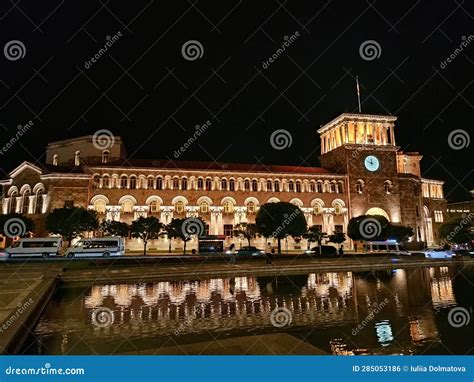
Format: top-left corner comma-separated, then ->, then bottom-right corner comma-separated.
317,113 -> 397,134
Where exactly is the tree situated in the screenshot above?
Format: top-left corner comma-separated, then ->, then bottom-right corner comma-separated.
233,223 -> 258,247
0,213 -> 35,245
130,216 -> 162,255
165,217 -> 206,255
347,215 -> 390,241
45,207 -> 99,247
99,220 -> 130,237
328,231 -> 346,248
386,225 -> 414,242
303,225 -> 326,253
255,202 -> 307,254
439,218 -> 473,245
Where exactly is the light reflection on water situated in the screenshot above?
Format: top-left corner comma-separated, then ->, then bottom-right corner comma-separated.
24,265 -> 474,355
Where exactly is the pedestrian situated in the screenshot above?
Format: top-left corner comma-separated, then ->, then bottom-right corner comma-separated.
338,246 -> 344,256
265,242 -> 273,265
229,243 -> 236,265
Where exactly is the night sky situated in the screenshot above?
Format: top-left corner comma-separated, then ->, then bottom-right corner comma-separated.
0,1 -> 472,202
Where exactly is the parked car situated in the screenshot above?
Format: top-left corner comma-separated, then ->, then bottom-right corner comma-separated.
0,249 -> 9,260
6,237 -> 63,258
304,245 -> 338,256
236,246 -> 265,257
65,237 -> 125,258
364,240 -> 410,256
423,248 -> 455,259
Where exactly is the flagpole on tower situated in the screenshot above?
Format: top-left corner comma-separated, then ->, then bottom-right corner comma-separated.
356,76 -> 361,113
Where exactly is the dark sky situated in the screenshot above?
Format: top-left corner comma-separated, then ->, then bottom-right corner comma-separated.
0,1 -> 472,202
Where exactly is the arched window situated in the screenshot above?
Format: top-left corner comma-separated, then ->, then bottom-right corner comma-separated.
317,182 -> 323,193
102,150 -> 110,164
274,181 -> 280,192
149,201 -> 159,214
338,182 -> 344,193
156,177 -> 163,190
173,178 -> 179,189
205,178 -> 212,190
334,203 -> 343,215
94,199 -> 106,214
221,179 -> 227,190
356,180 -> 364,194
288,181 -> 294,192
252,179 -> 258,191
129,176 -> 137,189
197,178 -> 204,190
313,203 -> 323,215
121,199 -> 134,214
330,182 -> 337,193
247,201 -> 256,214
244,180 -> 250,191
10,191 -> 17,213
120,176 -> 128,189
52,154 -> 58,166
310,182 -> 316,192
229,179 -> 235,191
92,175 -> 100,189
384,181 -> 392,194
103,175 -> 110,188
35,190 -> 43,214
175,201 -> 185,214
147,177 -> 154,189
74,150 -> 81,166
22,190 -> 30,214
200,201 -> 209,214
296,181 -> 301,193
266,180 -> 272,192
223,201 -> 234,214
181,178 -> 187,190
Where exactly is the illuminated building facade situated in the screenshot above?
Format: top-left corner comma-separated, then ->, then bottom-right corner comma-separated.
0,113 -> 447,250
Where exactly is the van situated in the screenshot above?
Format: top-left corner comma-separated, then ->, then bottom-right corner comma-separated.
364,240 -> 409,255
6,237 -> 63,258
65,237 -> 125,258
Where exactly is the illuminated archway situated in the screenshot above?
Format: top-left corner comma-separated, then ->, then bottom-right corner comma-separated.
366,207 -> 390,221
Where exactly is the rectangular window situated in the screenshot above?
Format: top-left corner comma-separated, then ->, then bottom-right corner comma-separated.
434,210 -> 444,223
334,225 -> 343,234
223,224 -> 233,237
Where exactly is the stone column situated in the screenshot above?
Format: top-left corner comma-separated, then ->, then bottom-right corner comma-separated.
2,198 -> 9,214
390,125 -> 396,145
28,196 -> 35,214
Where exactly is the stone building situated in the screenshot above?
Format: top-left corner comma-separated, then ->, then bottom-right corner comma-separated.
0,113 -> 447,251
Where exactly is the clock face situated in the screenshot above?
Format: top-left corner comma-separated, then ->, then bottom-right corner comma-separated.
364,155 -> 380,172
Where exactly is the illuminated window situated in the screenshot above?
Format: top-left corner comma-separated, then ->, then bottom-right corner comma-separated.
149,201 -> 159,214
223,201 -> 234,214
384,181 -> 392,194
334,203 -> 343,215
205,178 -> 212,190
102,150 -> 110,164
175,201 -> 185,214
52,154 -> 58,166
129,176 -> 137,189
74,150 -> 81,166
10,191 -> 17,213
92,175 -> 100,189
200,201 -> 209,214
247,201 -> 256,214
122,200 -> 134,214
35,190 -> 43,214
197,178 -> 204,190
434,210 -> 444,223
120,176 -> 128,189
22,190 -> 30,214
313,203 -> 323,215
94,199 -> 106,214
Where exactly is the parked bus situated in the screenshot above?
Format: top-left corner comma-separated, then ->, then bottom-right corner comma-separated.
6,237 -> 63,258
364,240 -> 409,255
65,237 -> 125,258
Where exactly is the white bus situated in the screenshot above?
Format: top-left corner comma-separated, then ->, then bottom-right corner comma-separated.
65,237 -> 125,258
6,237 -> 63,258
364,240 -> 409,255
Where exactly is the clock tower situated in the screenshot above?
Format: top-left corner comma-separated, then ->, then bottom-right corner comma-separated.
318,113 -> 405,224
